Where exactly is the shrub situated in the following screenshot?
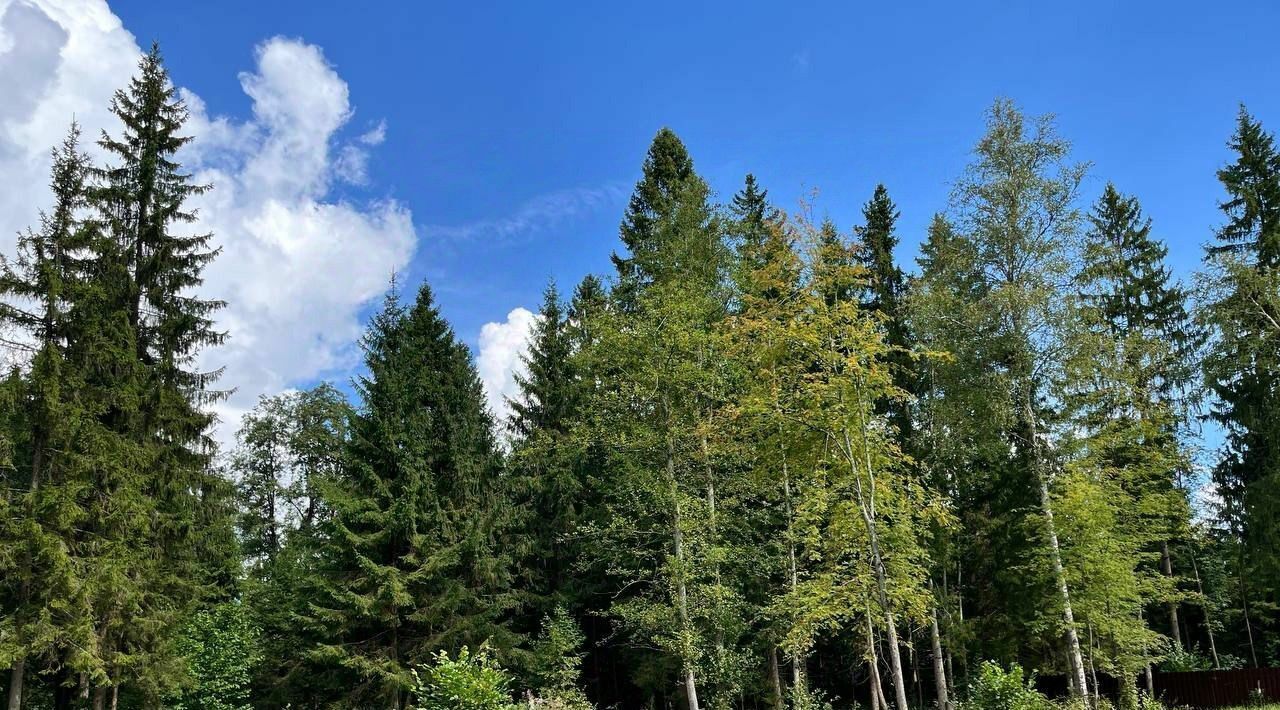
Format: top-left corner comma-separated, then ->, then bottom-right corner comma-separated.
966,661 -> 1053,710
788,684 -> 834,710
1161,646 -> 1213,672
527,607 -> 595,709
412,646 -> 518,710
168,601 -> 262,710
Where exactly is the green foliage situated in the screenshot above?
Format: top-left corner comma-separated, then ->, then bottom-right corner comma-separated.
412,647 -> 518,710
302,282 -> 515,707
786,684 -> 834,710
530,607 -> 586,695
169,602 -> 262,710
1160,645 -> 1214,672
965,661 -> 1053,710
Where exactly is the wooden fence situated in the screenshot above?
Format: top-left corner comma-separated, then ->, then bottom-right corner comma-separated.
1154,668 -> 1280,708
1036,668 -> 1280,708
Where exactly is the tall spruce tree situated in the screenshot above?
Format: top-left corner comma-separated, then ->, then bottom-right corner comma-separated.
507,282 -> 587,629
1202,106 -> 1280,664
912,213 -> 1000,692
580,128 -> 749,710
1060,184 -> 1198,697
853,184 -> 914,440
0,125 -> 99,710
304,282 -> 512,708
729,174 -> 780,295
80,44 -> 233,702
509,283 -> 574,441
610,128 -> 695,312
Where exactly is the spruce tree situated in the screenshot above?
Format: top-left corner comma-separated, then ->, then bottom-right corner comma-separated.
1210,106 -> 1280,267
0,125 -> 99,710
1061,184 -> 1198,694
304,282 -> 512,709
581,129 -> 746,710
729,174 -> 780,294
76,43 -> 231,701
853,184 -> 914,439
509,282 -> 574,441
1202,106 -> 1280,663
610,128 -> 695,311
507,282 -> 586,626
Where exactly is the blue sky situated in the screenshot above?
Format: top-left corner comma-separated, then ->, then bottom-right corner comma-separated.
107,1 -> 1280,349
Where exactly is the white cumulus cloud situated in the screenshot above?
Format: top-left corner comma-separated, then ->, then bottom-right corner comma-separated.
476,307 -> 539,430
0,1 -> 417,444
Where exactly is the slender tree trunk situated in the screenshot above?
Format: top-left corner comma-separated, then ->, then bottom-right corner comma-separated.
911,639 -> 923,709
668,433 -> 700,710
780,436 -> 803,691
1088,624 -> 1100,709
930,600 -> 951,710
1027,391 -> 1087,698
7,661 -> 24,710
110,686 -> 118,710
1241,573 -> 1258,668
768,646 -> 785,710
845,399 -> 910,710
866,614 -> 886,710
702,435 -> 724,657
93,687 -> 106,710
956,559 -> 968,694
1187,548 -> 1220,668
1041,469 -> 1089,698
1160,541 -> 1182,649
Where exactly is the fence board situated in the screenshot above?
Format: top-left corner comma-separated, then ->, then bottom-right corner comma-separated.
1154,668 -> 1280,708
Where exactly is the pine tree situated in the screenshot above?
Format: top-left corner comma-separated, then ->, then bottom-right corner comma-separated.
304,282 -> 512,708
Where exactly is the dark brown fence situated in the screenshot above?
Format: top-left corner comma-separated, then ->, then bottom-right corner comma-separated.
1154,668 -> 1280,708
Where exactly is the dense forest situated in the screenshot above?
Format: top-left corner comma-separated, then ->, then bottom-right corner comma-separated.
2,45 -> 1280,710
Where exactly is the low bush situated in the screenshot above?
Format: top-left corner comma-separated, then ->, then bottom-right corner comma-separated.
412,646 -> 518,710
965,661 -> 1055,710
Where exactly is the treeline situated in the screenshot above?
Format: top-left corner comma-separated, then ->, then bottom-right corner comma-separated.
2,47 -> 1280,710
